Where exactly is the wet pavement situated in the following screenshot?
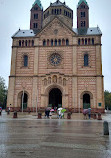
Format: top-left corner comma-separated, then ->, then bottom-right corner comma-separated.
0,111 -> 111,158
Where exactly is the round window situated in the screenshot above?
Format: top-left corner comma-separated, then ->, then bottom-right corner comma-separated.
49,53 -> 61,66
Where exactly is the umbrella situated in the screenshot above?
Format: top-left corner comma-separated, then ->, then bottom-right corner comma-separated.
58,108 -> 63,111
46,107 -> 51,111
50,109 -> 54,112
61,109 -> 66,113
83,109 -> 89,114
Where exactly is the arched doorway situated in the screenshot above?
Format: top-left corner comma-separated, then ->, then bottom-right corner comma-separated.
49,88 -> 62,108
21,93 -> 28,109
83,93 -> 90,109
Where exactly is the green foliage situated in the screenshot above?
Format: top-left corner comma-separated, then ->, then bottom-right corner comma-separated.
0,76 -> 7,108
104,90 -> 111,110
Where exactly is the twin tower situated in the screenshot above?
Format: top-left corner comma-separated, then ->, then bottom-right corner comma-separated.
30,0 -> 89,33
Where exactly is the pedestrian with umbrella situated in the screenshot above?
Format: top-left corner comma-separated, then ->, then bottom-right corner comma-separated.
45,107 -> 51,118
57,108 -> 63,119
61,109 -> 66,118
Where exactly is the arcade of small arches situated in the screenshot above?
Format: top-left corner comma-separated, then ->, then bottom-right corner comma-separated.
44,8 -> 73,20
43,75 -> 67,86
43,39 -> 69,46
19,40 -> 34,47
78,38 -> 94,45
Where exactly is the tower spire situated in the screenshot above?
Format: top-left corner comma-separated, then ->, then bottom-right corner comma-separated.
32,0 -> 43,10
77,0 -> 89,28
77,0 -> 88,7
30,0 -> 43,33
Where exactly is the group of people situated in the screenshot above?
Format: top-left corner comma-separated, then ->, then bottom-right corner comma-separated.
45,107 -> 65,119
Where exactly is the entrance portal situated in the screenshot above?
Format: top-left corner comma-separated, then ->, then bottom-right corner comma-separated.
49,88 -> 62,108
83,94 -> 90,109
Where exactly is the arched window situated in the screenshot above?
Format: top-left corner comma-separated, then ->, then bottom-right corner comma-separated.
52,9 -> 53,14
32,40 -> 34,46
82,38 -> 84,45
92,38 -> 94,45
66,39 -> 69,46
60,9 -> 61,14
84,54 -> 89,66
51,39 -> 53,46
28,40 -> 30,46
47,39 -> 49,46
85,38 -> 87,45
68,12 -> 69,17
55,39 -> 57,46
78,39 -> 80,45
43,40 -> 46,46
57,9 -> 59,14
19,40 -> 21,46
24,55 -> 28,67
22,40 -> 24,47
62,39 -> 65,45
58,39 -> 61,46
25,40 -> 27,47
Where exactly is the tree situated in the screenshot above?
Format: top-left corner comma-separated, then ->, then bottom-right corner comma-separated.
0,77 -> 7,109
104,90 -> 111,110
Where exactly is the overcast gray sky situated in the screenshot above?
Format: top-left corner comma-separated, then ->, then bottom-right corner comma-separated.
0,0 -> 111,91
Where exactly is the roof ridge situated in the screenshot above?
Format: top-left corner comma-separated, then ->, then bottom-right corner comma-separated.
12,29 -> 20,38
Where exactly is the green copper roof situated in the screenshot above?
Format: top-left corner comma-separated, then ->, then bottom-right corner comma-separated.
78,0 -> 88,7
32,0 -> 43,9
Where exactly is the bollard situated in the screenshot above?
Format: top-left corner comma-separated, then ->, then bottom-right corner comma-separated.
13,111 -> 17,118
38,112 -> 42,119
0,111 -> 1,116
104,121 -> 109,135
67,112 -> 71,119
7,111 -> 10,115
97,113 -> 102,120
93,113 -> 97,119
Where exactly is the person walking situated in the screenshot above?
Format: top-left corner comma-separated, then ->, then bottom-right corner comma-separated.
88,108 -> 91,119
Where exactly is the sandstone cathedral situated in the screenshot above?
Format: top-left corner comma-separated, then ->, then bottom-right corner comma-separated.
7,0 -> 104,112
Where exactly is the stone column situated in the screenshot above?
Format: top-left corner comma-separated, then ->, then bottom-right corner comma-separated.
34,38 -> 39,75
7,77 -> 15,108
96,45 -> 102,75
96,76 -> 104,110
10,48 -> 17,76
7,47 -> 17,108
32,77 -> 38,111
72,77 -> 78,110
72,42 -> 77,75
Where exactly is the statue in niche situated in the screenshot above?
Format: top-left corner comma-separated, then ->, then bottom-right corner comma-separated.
48,77 -> 51,84
44,78 -> 47,86
63,78 -> 66,86
53,75 -> 57,83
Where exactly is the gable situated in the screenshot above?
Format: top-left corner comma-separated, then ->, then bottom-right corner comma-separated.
36,17 -> 76,39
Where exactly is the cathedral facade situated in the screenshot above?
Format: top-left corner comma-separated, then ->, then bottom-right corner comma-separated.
7,0 -> 105,112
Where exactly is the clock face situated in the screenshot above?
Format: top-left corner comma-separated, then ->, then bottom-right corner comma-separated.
50,53 -> 61,66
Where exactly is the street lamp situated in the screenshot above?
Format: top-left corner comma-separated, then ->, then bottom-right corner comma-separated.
22,89 -> 24,113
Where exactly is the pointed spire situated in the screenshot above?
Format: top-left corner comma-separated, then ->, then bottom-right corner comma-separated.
32,0 -> 43,10
78,0 -> 88,7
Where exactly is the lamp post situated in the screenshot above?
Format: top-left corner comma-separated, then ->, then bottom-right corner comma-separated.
36,89 -> 38,113
22,89 -> 24,113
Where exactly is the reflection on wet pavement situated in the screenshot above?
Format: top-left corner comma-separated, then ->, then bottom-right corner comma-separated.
0,111 -> 111,158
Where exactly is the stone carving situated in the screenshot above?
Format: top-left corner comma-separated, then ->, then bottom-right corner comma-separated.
43,75 -> 67,87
